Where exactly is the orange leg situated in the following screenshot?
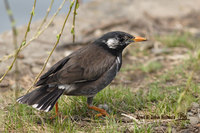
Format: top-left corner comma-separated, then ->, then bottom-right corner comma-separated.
50,102 -> 60,119
87,104 -> 109,117
55,102 -> 58,116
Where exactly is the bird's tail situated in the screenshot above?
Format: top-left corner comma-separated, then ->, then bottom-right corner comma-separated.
17,85 -> 65,112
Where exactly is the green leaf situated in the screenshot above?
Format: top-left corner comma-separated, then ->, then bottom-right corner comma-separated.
31,10 -> 35,16
22,41 -> 26,46
56,34 -> 61,39
71,26 -> 75,34
76,2 -> 79,9
70,0 -> 75,8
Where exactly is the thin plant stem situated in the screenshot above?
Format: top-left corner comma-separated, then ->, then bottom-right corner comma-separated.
0,0 -> 37,84
0,0 -> 66,63
175,71 -> 194,117
3,0 -> 19,98
71,0 -> 79,42
26,0 -> 75,93
36,0 -> 54,32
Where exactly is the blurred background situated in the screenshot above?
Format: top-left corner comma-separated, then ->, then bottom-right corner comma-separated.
0,0 -> 91,33
0,0 -> 200,132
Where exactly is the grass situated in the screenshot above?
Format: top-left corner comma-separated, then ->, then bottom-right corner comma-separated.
3,68 -> 199,132
1,32 -> 200,132
2,87 -> 147,132
156,33 -> 196,49
141,61 -> 163,73
121,60 -> 163,73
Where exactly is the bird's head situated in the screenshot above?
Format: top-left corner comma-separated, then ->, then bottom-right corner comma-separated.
94,31 -> 147,55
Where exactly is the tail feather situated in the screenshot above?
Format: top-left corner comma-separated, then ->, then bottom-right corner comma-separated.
17,85 -> 48,105
36,89 -> 64,111
17,85 -> 65,112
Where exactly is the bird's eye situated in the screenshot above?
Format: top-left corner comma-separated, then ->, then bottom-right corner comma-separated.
124,36 -> 129,40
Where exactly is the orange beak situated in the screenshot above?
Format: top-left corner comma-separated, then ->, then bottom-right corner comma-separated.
132,36 -> 147,42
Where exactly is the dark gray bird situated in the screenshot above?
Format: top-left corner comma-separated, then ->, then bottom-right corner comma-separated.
17,31 -> 147,116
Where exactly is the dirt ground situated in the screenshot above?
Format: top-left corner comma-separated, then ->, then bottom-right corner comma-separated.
1,0 -> 200,132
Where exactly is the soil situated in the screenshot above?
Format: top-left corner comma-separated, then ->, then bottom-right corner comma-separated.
1,0 -> 200,132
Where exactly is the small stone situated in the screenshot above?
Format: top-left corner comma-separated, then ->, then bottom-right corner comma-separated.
192,102 -> 200,108
198,109 -> 200,119
121,116 -> 133,123
98,104 -> 109,112
188,116 -> 199,125
187,112 -> 194,117
179,129 -> 191,133
191,108 -> 197,114
102,104 -> 109,111
98,104 -> 103,108
171,128 -> 177,133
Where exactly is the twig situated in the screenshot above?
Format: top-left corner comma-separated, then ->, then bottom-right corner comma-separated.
36,0 -> 54,32
121,113 -> 141,124
26,0 -> 76,93
0,0 -> 37,83
71,0 -> 79,42
0,0 -> 66,63
3,0 -> 19,98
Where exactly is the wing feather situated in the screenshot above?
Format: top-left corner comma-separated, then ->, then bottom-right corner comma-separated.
36,44 -> 116,86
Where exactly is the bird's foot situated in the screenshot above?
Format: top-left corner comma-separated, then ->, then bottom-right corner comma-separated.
50,112 -> 62,119
50,102 -> 64,119
87,104 -> 109,117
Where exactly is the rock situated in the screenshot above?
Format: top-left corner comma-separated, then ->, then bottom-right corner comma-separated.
187,112 -> 194,117
121,116 -> 133,123
191,102 -> 200,108
179,129 -> 192,133
98,104 -> 109,112
188,116 -> 199,125
172,128 -> 177,133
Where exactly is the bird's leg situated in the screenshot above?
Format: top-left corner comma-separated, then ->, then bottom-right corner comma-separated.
50,102 -> 61,119
55,102 -> 59,116
87,97 -> 109,117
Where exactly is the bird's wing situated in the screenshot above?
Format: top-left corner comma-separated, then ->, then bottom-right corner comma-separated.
36,44 -> 116,86
35,56 -> 70,86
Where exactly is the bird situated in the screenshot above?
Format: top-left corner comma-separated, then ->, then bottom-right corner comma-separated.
17,31 -> 147,117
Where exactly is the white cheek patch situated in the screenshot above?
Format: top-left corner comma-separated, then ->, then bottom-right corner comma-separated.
106,38 -> 119,49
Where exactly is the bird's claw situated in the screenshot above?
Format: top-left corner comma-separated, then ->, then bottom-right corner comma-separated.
87,104 -> 109,117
